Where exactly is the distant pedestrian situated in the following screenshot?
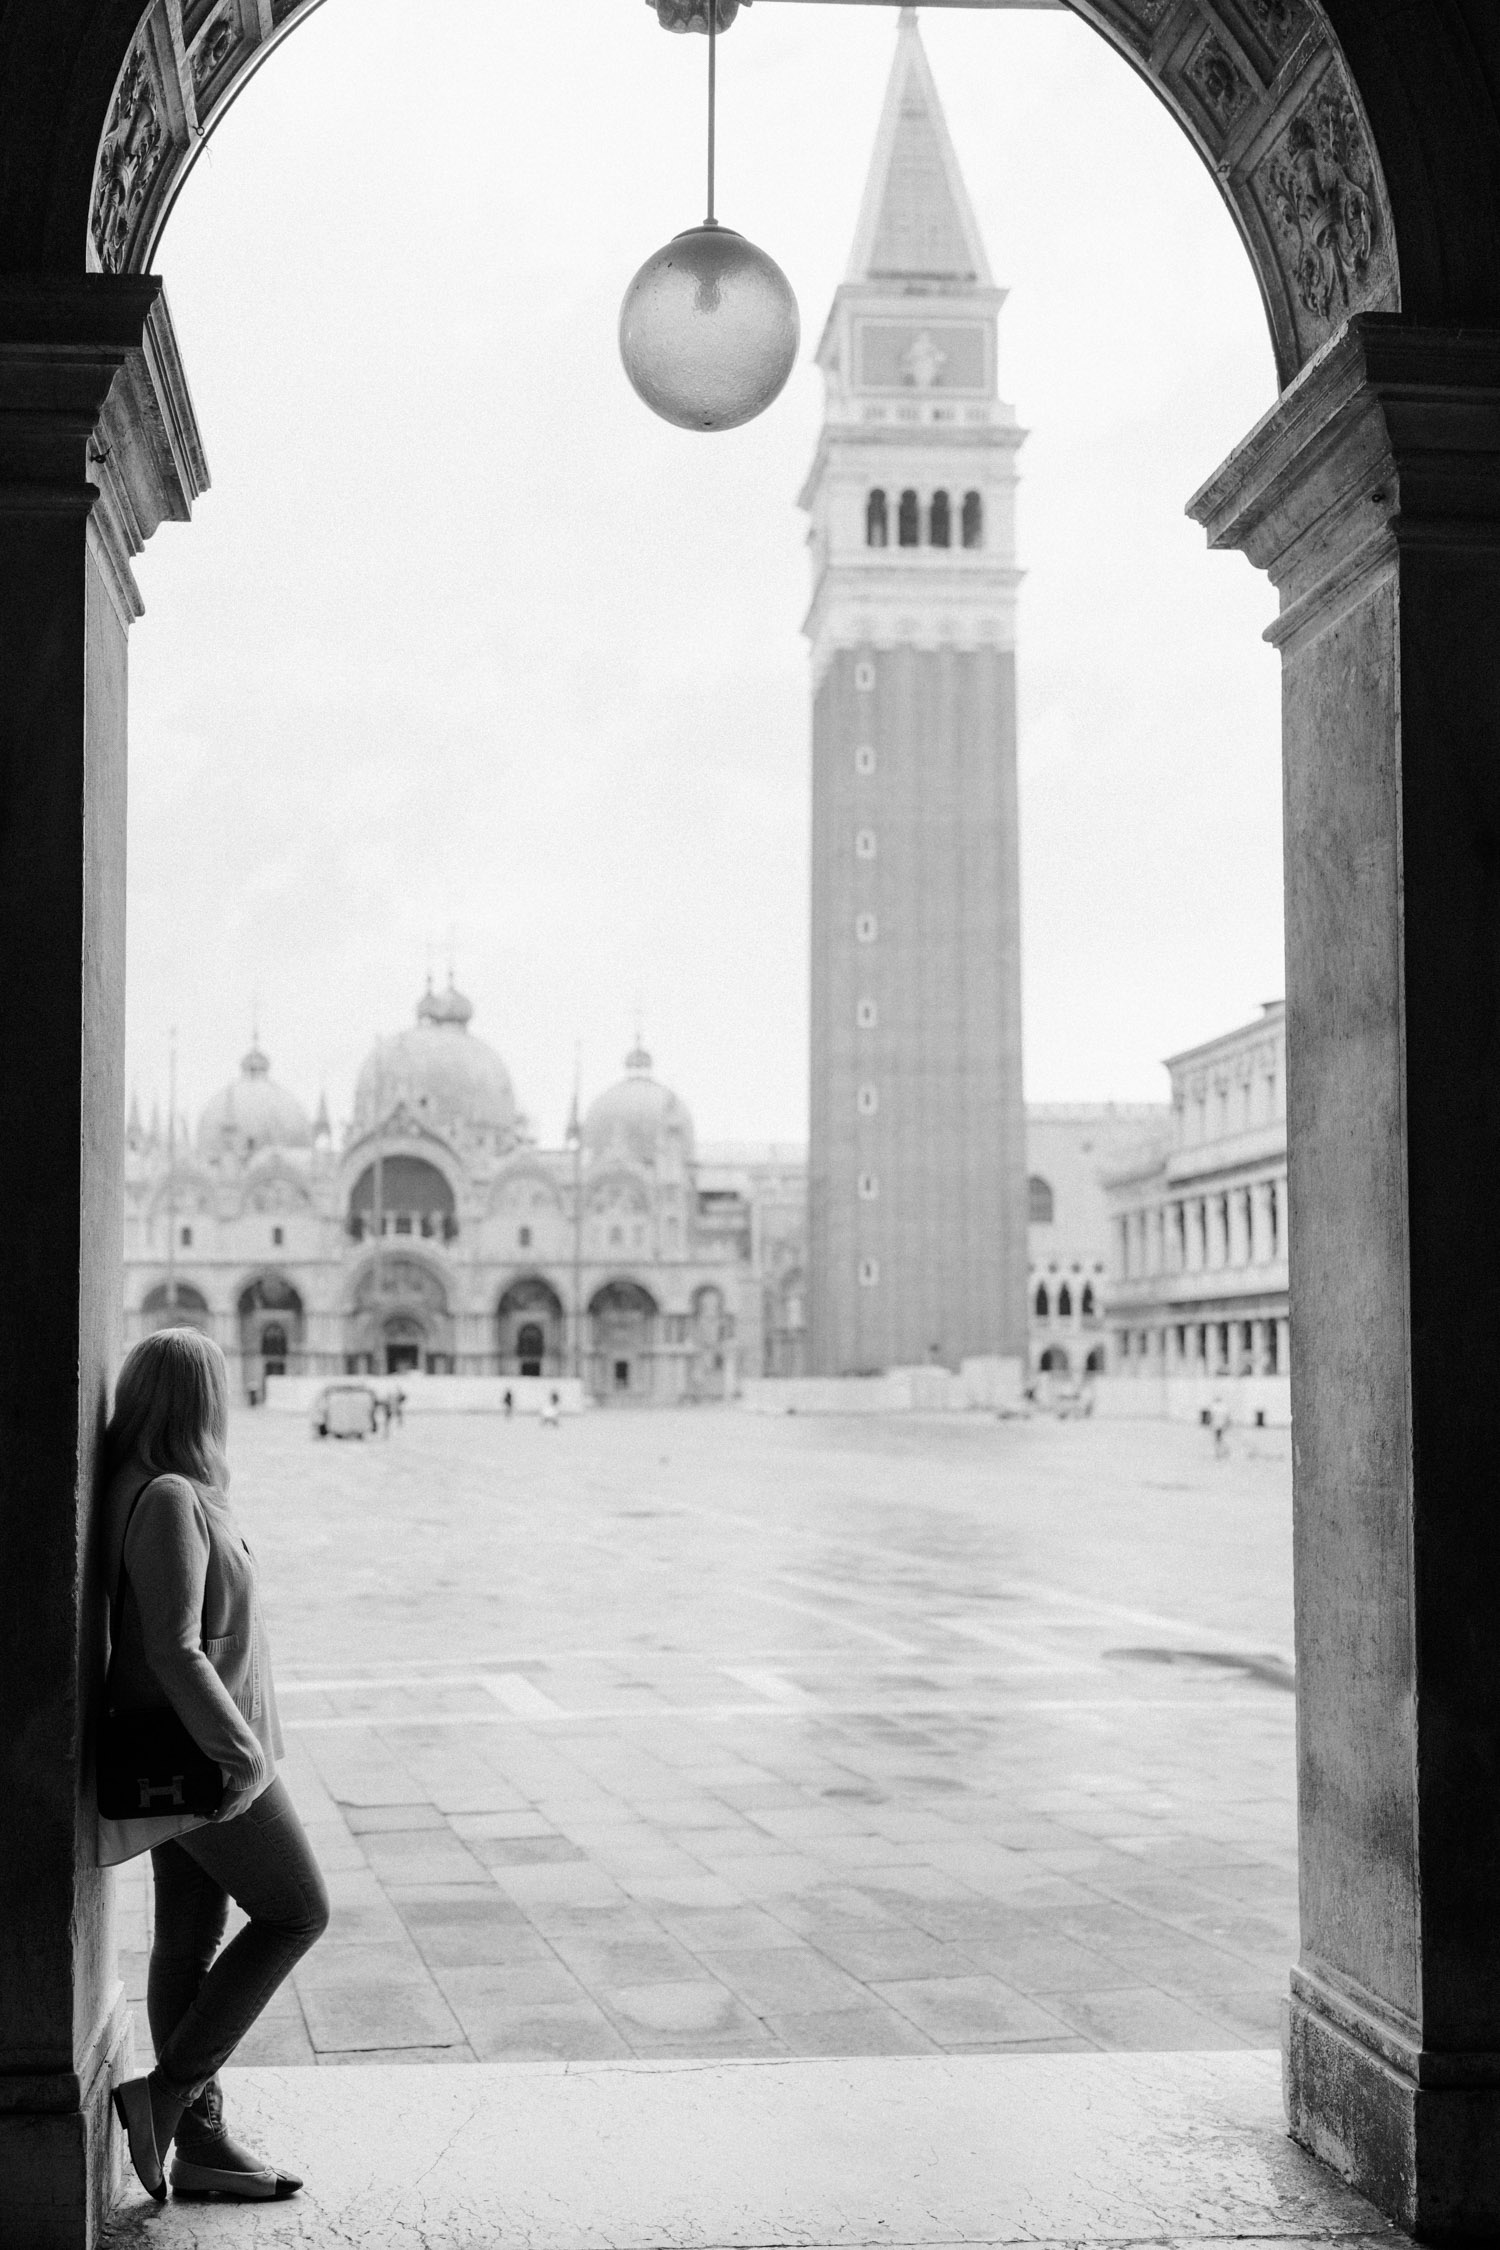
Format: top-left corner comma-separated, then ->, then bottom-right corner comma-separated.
392,1386 -> 405,1428
540,1390 -> 561,1429
1209,1393 -> 1230,1459
503,1388 -> 514,1418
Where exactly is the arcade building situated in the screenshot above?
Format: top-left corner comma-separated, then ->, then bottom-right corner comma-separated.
123,979 -> 809,1403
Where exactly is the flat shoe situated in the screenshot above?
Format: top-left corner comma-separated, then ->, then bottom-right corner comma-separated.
112,2078 -> 166,2202
171,2140 -> 301,2201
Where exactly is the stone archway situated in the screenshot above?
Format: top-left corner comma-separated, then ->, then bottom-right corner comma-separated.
347,1153 -> 458,1245
5,2 -> 1500,2240
19,0 -> 1416,399
587,1278 -> 660,1403
496,1274 -> 566,1378
347,1253 -> 453,1376
236,1271 -> 305,1397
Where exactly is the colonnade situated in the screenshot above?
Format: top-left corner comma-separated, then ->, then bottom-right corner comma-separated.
1117,1315 -> 1289,1380
1117,1173 -> 1285,1282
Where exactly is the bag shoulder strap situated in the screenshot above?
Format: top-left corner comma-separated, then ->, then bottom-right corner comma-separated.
107,1473 -> 190,1649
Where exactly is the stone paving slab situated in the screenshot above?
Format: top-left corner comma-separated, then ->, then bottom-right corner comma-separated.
100,2053 -> 1397,2249
114,1408 -> 1300,2066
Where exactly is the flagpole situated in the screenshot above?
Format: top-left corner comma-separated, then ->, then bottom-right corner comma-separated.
166,1026 -> 178,1310
569,1044 -> 583,1384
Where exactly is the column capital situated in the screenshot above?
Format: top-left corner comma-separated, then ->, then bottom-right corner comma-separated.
1188,316 -> 1500,649
0,275 -> 208,624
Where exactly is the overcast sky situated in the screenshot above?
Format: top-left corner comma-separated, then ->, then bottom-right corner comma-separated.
127,0 -> 1282,1148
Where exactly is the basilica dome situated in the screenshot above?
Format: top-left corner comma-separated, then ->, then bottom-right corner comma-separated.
197,1042 -> 313,1162
353,980 -> 518,1144
583,1044 -> 694,1167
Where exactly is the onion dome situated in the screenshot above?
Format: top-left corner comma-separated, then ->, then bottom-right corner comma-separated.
583,1043 -> 694,1167
197,1040 -> 313,1162
353,979 -> 517,1144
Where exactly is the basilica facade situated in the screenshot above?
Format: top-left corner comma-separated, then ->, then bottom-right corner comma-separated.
123,980 -> 808,1403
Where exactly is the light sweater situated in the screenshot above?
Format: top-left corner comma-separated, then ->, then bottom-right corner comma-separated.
97,1465 -> 284,1867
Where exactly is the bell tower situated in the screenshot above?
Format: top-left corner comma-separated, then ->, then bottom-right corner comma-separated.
801,7 -> 1027,1377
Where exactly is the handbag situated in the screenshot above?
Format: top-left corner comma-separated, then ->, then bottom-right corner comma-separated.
97,1479 -> 224,1820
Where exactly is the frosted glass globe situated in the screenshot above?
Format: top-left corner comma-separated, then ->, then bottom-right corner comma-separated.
619,223 -> 800,432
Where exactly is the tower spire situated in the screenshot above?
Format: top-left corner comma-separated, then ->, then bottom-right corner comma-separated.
846,9 -> 992,287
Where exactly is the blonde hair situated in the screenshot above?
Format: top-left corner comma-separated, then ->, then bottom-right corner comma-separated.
106,1328 -> 231,1489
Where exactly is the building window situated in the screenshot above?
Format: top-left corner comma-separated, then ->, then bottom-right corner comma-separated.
856,1084 -> 878,1115
518,1226 -> 531,1248
856,997 -> 877,1028
179,1225 -> 192,1248
859,1257 -> 880,1287
1081,1282 -> 1095,1318
866,489 -> 888,547
1034,1283 -> 1049,1318
855,744 -> 876,776
897,488 -> 920,546
854,659 -> 875,691
1268,1181 -> 1280,1256
855,828 -> 877,859
858,1171 -> 879,1200
961,490 -> 983,547
271,1225 -> 284,1247
928,489 -> 951,547
1027,1175 -> 1054,1224
1058,1284 -> 1073,1318
856,912 -> 878,943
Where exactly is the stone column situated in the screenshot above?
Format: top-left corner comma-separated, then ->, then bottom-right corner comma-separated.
1228,1188 -> 1248,1269
1192,318 -> 1500,2235
1251,1179 -> 1270,1266
0,279 -> 206,2250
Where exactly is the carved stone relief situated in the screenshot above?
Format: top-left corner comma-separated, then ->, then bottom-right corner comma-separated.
91,46 -> 167,274
1245,0 -> 1298,48
1114,0 -> 1174,38
645,0 -> 745,29
193,14 -> 244,94
1186,35 -> 1251,126
1263,76 -> 1383,323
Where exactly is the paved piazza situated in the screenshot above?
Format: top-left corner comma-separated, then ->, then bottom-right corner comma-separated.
117,1407 -> 1298,2066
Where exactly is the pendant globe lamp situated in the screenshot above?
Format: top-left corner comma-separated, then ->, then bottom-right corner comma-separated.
620,0 -> 799,432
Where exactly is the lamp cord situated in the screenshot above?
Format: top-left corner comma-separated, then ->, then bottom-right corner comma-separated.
706,0 -> 717,225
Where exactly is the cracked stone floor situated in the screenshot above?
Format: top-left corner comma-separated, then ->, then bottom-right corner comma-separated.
114,1404 -> 1300,2071
99,2050 -> 1398,2250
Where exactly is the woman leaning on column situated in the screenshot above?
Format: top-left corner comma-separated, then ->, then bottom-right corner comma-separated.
99,1327 -> 328,2204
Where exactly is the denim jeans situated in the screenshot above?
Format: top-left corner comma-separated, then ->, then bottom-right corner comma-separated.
148,1774 -> 329,2112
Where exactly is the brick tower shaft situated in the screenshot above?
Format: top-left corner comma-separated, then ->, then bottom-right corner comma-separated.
801,8 -> 1027,1375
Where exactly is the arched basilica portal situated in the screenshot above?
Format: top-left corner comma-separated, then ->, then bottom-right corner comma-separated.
4,0 -> 1500,2240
